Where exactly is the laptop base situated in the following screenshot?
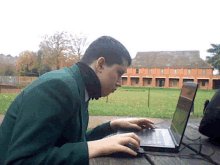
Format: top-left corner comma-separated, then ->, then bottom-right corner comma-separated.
142,146 -> 179,153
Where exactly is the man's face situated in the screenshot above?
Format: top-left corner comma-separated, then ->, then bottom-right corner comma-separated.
92,57 -> 127,97
99,63 -> 127,97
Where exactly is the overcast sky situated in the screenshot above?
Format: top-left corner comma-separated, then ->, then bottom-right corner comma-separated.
0,0 -> 219,60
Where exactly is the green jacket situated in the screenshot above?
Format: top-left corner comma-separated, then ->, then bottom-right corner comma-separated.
0,64 -> 114,165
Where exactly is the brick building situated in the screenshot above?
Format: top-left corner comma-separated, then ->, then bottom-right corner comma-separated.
122,51 -> 220,89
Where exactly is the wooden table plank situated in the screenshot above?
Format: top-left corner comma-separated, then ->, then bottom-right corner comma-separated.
144,145 -> 213,165
90,155 -> 151,165
153,119 -> 220,165
90,118 -> 220,165
89,133 -> 151,165
184,122 -> 220,165
144,119 -> 213,165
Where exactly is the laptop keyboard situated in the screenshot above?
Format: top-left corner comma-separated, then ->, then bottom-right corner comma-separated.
140,129 -> 165,146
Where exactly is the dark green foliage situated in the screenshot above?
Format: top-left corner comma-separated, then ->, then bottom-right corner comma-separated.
3,65 -> 15,76
207,44 -> 220,55
20,65 -> 51,77
36,50 -> 52,76
40,65 -> 52,75
206,44 -> 220,72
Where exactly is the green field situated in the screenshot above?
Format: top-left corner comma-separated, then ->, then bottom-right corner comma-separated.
0,87 -> 217,118
0,93 -> 19,114
89,87 -> 216,118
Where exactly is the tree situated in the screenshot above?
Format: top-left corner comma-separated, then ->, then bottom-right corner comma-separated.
0,54 -> 18,75
39,31 -> 71,70
39,65 -> 52,75
36,50 -> 46,76
206,44 -> 220,73
68,34 -> 88,62
16,51 -> 38,76
3,65 -> 15,76
39,31 -> 89,70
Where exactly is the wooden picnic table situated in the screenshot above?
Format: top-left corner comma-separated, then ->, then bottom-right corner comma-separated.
90,118 -> 220,165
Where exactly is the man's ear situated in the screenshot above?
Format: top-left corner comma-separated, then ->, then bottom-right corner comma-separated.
95,57 -> 106,73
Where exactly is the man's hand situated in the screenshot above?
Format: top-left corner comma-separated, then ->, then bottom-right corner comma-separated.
110,118 -> 155,132
87,132 -> 140,158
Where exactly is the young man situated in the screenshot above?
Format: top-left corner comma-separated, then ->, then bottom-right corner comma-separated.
0,36 -> 154,165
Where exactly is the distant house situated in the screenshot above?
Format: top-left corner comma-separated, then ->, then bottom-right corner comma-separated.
122,51 -> 220,89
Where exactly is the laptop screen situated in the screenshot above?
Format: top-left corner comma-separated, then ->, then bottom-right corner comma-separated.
170,82 -> 198,145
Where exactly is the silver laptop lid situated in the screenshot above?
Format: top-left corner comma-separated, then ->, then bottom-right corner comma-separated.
170,82 -> 198,146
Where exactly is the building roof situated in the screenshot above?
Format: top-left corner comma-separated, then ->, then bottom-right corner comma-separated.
131,51 -> 213,69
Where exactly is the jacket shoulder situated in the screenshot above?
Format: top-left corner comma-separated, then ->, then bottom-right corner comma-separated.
25,68 -> 78,93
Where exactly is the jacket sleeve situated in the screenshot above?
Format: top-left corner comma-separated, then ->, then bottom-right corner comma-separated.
86,122 -> 115,141
5,79 -> 89,165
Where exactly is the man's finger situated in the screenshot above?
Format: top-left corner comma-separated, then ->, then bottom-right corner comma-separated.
129,123 -> 142,131
118,145 -> 138,156
139,118 -> 154,124
130,118 -> 154,124
142,124 -> 155,129
123,137 -> 140,150
120,132 -> 141,144
128,132 -> 141,144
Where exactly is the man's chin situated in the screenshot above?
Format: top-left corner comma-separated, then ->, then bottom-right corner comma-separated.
101,89 -> 116,97
102,92 -> 112,97
112,89 -> 116,93
101,93 -> 109,97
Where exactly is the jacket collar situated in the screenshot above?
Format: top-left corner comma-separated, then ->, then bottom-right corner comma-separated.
75,62 -> 102,100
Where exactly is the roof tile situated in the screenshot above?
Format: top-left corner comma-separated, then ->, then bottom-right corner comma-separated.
131,51 -> 213,69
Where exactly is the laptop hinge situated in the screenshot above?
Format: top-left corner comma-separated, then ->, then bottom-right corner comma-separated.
168,128 -> 179,147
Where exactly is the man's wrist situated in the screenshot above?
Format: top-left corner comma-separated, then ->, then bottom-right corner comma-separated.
110,120 -> 118,132
88,140 -> 102,158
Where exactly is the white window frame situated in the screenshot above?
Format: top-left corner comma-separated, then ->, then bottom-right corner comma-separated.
188,69 -> 191,75
174,69 -> 177,75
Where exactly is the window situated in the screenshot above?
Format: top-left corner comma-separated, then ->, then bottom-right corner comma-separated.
136,69 -> 139,74
173,80 -> 177,86
202,80 -> 208,86
202,80 -> 206,86
188,69 -> 191,75
148,79 -> 151,84
202,69 -> 206,75
161,69 -> 164,75
148,69 -> 151,74
174,69 -> 177,75
136,79 -> 139,84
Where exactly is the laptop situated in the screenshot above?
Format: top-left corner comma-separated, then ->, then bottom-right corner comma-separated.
117,82 -> 198,153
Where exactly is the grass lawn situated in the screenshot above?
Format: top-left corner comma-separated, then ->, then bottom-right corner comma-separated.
88,87 -> 217,118
0,87 -> 217,118
0,93 -> 19,114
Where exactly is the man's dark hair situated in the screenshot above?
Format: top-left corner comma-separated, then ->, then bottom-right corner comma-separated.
81,36 -> 132,66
